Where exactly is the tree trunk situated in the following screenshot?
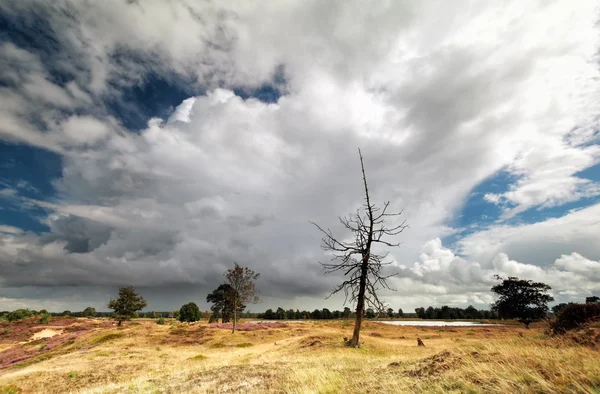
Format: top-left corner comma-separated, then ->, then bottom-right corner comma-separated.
349,261 -> 368,347
118,320 -> 122,327
232,300 -> 237,334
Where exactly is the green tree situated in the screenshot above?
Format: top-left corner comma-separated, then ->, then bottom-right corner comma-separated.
342,307 -> 352,319
397,308 -> 404,318
82,307 -> 97,317
491,276 -> 553,328
62,310 -> 71,317
365,308 -> 376,319
225,263 -> 260,333
207,284 -> 243,323
586,296 -> 599,304
415,307 -> 425,319
386,308 -> 394,318
179,302 -> 201,323
7,309 -> 33,321
107,286 -> 147,326
275,307 -> 286,320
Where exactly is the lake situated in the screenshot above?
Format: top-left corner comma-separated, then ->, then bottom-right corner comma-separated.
375,320 -> 503,326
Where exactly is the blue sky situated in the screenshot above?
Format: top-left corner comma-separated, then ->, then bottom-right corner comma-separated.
1,1 -> 600,312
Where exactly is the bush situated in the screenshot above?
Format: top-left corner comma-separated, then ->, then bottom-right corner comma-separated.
7,309 -> 34,321
38,314 -> 50,324
179,302 -> 201,323
550,303 -> 600,334
156,317 -> 165,325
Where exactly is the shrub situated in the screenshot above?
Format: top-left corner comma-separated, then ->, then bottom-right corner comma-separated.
236,343 -> 253,348
7,309 -> 33,321
550,303 -> 600,334
38,314 -> 50,324
179,302 -> 201,323
156,317 -> 166,325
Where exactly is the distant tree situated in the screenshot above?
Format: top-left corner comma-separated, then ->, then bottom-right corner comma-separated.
586,296 -> 600,304
424,306 -> 436,319
464,305 -> 481,319
311,309 -> 322,319
491,276 -> 553,328
310,149 -> 408,347
286,309 -> 295,320
397,308 -> 404,318
295,309 -> 303,320
39,309 -> 48,315
82,307 -> 97,317
275,307 -> 286,320
332,310 -> 342,319
365,308 -> 376,319
552,303 -> 572,315
225,263 -> 260,333
107,286 -> 147,326
62,310 -> 71,317
415,307 -> 425,319
342,307 -> 352,319
386,308 -> 395,318
263,309 -> 275,319
179,302 -> 201,323
207,284 -> 242,323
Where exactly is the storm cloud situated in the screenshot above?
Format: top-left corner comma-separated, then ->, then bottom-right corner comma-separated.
1,0 -> 599,312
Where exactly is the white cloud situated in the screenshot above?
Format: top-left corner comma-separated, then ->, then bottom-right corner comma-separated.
0,1 -> 599,311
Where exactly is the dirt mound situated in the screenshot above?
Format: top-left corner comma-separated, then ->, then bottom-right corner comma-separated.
30,329 -> 63,341
403,350 -> 462,377
300,336 -> 326,348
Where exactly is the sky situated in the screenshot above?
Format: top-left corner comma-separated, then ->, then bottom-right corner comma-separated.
1,1 -> 600,313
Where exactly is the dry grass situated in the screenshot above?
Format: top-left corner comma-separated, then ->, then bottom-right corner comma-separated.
0,319 -> 598,393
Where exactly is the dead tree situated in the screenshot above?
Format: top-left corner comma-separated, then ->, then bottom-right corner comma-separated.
310,148 -> 408,347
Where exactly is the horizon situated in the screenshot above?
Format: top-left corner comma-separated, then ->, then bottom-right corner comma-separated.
1,1 -> 600,313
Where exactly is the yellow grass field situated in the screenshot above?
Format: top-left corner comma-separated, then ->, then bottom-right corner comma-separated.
1,318 -> 599,393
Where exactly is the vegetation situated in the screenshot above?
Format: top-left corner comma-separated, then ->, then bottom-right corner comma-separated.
550,302 -> 600,334
206,284 -> 242,323
491,276 -> 553,328
107,286 -> 147,326
178,302 -> 201,323
82,307 -> 96,317
224,263 -> 260,333
311,149 -> 408,347
1,318 -> 599,393
6,309 -> 34,322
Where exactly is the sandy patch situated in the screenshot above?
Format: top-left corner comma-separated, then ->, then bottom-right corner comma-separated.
30,329 -> 63,341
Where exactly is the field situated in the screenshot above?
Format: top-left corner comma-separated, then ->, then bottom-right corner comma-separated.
1,318 -> 599,393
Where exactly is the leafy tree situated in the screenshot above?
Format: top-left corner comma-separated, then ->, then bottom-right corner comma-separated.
491,276 -> 553,328
225,263 -> 260,333
82,307 -> 97,317
179,302 -> 201,323
415,307 -> 425,319
275,307 -> 286,320
206,284 -> 242,323
107,286 -> 147,326
311,309 -> 322,319
39,309 -> 48,315
386,308 -> 395,318
552,303 -> 572,315
464,305 -> 481,319
365,308 -> 376,319
295,309 -> 303,320
263,309 -> 275,319
62,310 -> 71,316
397,308 -> 404,318
342,307 -> 352,319
586,296 -> 599,304
311,149 -> 408,347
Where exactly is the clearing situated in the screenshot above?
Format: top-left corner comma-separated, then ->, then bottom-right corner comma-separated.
0,318 -> 598,393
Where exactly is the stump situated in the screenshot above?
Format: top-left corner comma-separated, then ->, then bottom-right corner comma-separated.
417,337 -> 425,347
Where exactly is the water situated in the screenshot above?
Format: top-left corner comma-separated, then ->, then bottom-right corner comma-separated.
375,320 -> 503,327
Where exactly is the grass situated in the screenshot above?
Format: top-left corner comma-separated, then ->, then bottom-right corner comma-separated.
0,319 -> 599,393
90,332 -> 124,345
